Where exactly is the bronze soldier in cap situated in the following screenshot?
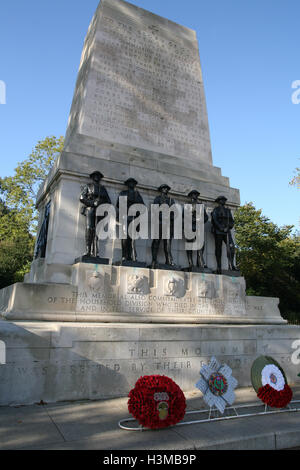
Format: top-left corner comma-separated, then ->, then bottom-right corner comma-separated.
80,171 -> 111,258
211,195 -> 237,274
116,178 -> 145,262
184,190 -> 208,269
151,184 -> 175,268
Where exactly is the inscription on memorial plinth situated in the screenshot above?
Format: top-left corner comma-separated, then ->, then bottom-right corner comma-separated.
72,264 -> 247,319
70,0 -> 212,162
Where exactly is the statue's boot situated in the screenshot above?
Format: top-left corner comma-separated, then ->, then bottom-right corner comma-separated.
229,251 -> 237,270
83,247 -> 92,257
227,237 -> 237,270
214,259 -> 222,275
197,250 -> 206,268
131,239 -> 137,262
165,256 -> 175,266
151,243 -> 159,269
91,230 -> 97,257
165,241 -> 174,266
229,261 -> 238,271
121,239 -> 129,262
83,229 -> 92,256
186,251 -> 193,269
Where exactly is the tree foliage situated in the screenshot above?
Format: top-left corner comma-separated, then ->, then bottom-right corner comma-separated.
235,203 -> 300,321
0,136 -> 64,288
0,199 -> 34,288
290,165 -> 300,189
0,135 -> 64,233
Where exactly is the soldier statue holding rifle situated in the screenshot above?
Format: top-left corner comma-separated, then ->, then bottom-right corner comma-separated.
211,195 -> 237,274
80,171 -> 111,258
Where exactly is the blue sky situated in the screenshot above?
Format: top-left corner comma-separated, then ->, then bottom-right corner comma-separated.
0,0 -> 299,230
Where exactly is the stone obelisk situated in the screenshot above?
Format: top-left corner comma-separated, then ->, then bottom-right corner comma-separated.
65,0 -> 213,163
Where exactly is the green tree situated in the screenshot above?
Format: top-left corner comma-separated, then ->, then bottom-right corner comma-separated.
0,136 -> 64,288
0,198 -> 34,288
290,165 -> 300,189
235,203 -> 300,322
0,135 -> 64,233
289,163 -> 300,227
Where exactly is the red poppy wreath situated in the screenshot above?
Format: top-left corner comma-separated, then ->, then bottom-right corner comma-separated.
251,356 -> 293,408
128,375 -> 186,429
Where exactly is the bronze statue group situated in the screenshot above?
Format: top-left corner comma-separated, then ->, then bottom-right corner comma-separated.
79,171 -> 238,274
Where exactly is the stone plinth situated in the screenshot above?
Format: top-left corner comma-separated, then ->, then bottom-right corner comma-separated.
0,263 -> 286,324
0,321 -> 299,405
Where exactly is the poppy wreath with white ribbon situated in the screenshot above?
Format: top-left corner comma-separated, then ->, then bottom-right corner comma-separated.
128,375 -> 186,429
251,356 -> 293,408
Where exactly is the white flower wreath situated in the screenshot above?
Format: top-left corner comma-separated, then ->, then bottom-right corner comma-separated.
196,356 -> 238,414
261,364 -> 285,392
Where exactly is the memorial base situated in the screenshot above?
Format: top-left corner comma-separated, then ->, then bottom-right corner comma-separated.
149,263 -> 183,272
0,261 -> 291,406
74,256 -> 110,265
219,270 -> 242,278
0,263 -> 286,324
182,267 -> 212,273
0,321 -> 299,406
113,260 -> 147,268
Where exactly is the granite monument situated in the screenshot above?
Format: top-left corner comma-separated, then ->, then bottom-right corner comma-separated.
0,0 -> 297,405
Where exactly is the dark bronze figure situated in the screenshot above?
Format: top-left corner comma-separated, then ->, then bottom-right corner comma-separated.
35,201 -> 51,259
184,190 -> 208,269
211,195 -> 237,274
116,178 -> 145,262
151,184 -> 175,268
80,171 -> 111,258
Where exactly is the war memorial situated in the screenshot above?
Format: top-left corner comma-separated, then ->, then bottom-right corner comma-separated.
0,0 -> 299,406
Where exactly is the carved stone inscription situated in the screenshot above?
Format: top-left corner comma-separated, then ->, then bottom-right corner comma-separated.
80,2 -> 212,161
74,265 -> 247,318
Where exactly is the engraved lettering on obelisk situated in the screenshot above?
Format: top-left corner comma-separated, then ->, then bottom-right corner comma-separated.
70,0 -> 212,162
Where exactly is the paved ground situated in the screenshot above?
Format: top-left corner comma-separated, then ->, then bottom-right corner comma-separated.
0,386 -> 300,450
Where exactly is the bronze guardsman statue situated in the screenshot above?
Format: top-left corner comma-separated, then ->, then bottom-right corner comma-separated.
184,190 -> 208,269
80,171 -> 111,258
35,201 -> 51,259
116,178 -> 145,263
211,195 -> 237,274
151,184 -> 175,268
